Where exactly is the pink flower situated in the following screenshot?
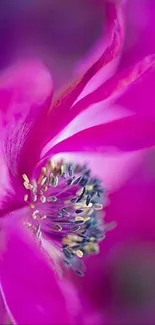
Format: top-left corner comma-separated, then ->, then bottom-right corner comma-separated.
0,1 -> 155,325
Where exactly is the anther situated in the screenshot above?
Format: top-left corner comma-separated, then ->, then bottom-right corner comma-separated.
75,216 -> 84,223
22,174 -> 29,184
47,196 -> 57,202
86,195 -> 91,206
75,209 -> 83,214
42,167 -> 47,175
68,164 -> 73,177
40,176 -> 47,186
53,224 -> 62,232
40,195 -> 46,203
94,203 -> 103,210
24,194 -> 28,202
32,210 -> 39,220
23,182 -> 32,190
33,194 -> 37,202
75,250 -> 83,258
51,176 -> 59,187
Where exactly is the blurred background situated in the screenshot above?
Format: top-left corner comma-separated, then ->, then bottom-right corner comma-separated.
0,1 -> 155,324
0,0 -> 103,88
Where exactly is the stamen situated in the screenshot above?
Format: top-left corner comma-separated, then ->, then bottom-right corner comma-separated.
75,250 -> 83,258
47,196 -> 57,202
23,182 -> 32,190
94,203 -> 103,210
40,176 -> 47,186
22,174 -> 30,184
32,210 -> 39,220
40,195 -> 46,203
51,176 -> 59,187
24,194 -> 28,202
22,159 -> 112,275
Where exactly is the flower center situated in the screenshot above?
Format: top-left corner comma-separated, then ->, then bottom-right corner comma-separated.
22,159 -> 112,275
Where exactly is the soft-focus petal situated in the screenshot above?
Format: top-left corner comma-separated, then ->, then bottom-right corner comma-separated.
44,116 -> 155,159
0,220 -> 77,325
0,61 -> 52,178
0,292 -> 9,325
71,148 -> 155,325
116,63 -> 155,117
1,0 -> 124,180
41,102 -> 131,156
41,54 -> 155,153
0,61 -> 52,128
73,0 -> 125,100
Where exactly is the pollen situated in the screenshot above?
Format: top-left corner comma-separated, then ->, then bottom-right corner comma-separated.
75,250 -> 83,258
22,159 -> 113,275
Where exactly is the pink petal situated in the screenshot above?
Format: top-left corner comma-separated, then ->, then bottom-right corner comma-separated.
0,292 -> 9,325
73,0 -> 125,100
42,54 -> 155,152
39,0 -> 124,143
41,55 -> 155,159
41,102 -> 130,156
1,0 -> 124,181
116,62 -> 155,117
0,61 -> 53,178
71,54 -> 155,119
72,148 -> 155,325
45,116 -> 155,158
0,220 -> 76,325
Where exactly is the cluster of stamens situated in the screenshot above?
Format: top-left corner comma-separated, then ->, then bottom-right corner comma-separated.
22,159 -> 112,275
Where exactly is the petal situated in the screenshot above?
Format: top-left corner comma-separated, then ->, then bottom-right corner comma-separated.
0,61 -> 53,178
0,292 -> 9,325
116,61 -> 155,118
73,0 -> 125,100
0,220 -> 76,325
41,103 -> 131,156
1,0 -> 124,180
41,54 -> 155,153
40,0 -> 124,142
44,116 -> 155,158
71,148 -> 155,325
71,54 -> 155,119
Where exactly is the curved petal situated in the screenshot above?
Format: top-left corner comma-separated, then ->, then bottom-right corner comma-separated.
0,292 -> 9,325
41,103 -> 131,156
0,61 -> 53,179
43,116 -> 155,158
116,61 -> 155,117
73,0 -> 125,100
70,54 -> 155,120
0,220 -> 77,324
1,0 -> 124,181
41,54 -> 155,155
40,0 -> 124,142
